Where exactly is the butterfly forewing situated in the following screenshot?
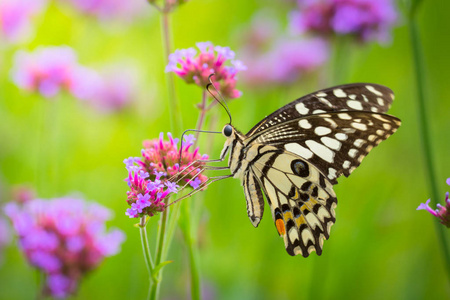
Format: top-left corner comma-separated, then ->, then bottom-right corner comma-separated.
248,111 -> 401,183
247,83 -> 395,136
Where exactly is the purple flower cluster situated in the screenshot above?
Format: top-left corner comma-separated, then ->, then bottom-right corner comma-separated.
61,0 -> 150,22
289,0 -> 397,43
124,133 -> 209,219
242,37 -> 329,86
4,196 -> 125,298
417,178 -> 450,228
0,0 -> 47,45
237,12 -> 329,87
165,42 -> 246,99
11,46 -> 137,112
74,64 -> 138,113
125,171 -> 177,219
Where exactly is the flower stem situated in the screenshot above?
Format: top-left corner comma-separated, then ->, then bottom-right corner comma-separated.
150,198 -> 170,299
408,15 -> 450,279
179,90 -> 207,299
139,216 -> 155,294
180,201 -> 201,300
160,7 -> 183,133
331,36 -> 351,85
36,270 -> 45,300
194,90 -> 208,147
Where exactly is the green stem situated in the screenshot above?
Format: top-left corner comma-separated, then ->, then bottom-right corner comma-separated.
150,198 -> 170,299
139,216 -> 155,294
36,101 -> 46,194
36,270 -> 44,300
193,90 -> 207,147
162,200 -> 181,259
161,8 -> 183,133
180,201 -> 201,300
331,36 -> 351,85
408,16 -> 450,279
179,89 -> 208,300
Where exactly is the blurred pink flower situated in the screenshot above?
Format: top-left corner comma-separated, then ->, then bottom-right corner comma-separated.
0,0 -> 47,44
124,133 -> 209,218
238,11 -> 280,52
62,0 -> 150,22
289,0 -> 397,43
241,37 -> 329,86
166,42 -> 246,99
4,195 -> 125,298
74,65 -> 138,113
10,46 -> 137,112
11,185 -> 35,204
10,46 -> 85,98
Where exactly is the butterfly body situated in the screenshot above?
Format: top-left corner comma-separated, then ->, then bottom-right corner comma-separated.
220,83 -> 401,257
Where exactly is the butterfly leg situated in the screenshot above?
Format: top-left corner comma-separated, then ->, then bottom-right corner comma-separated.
168,174 -> 233,206
168,148 -> 229,183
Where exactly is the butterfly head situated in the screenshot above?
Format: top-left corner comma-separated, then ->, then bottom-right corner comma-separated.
222,124 -> 233,137
220,123 -> 243,160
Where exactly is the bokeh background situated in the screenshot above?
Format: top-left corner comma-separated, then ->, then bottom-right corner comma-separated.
1,0 -> 450,299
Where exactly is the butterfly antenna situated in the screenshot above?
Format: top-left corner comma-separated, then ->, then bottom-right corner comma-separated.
207,74 -> 232,125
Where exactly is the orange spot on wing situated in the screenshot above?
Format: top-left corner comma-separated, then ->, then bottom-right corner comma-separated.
275,219 -> 285,236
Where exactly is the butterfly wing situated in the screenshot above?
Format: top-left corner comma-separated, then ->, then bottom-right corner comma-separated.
243,169 -> 265,227
247,83 -> 395,136
247,111 -> 401,184
246,145 -> 337,257
236,83 -> 401,256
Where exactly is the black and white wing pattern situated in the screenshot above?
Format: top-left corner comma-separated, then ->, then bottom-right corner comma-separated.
249,111 -> 400,184
223,83 -> 401,257
246,145 -> 337,257
247,83 -> 395,136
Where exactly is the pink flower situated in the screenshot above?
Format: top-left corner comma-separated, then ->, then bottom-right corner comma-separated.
10,46 -> 84,98
289,0 -> 398,43
77,65 -> 138,113
124,133 -> 209,218
241,37 -> 329,87
0,0 -> 47,45
11,185 -> 35,204
417,178 -> 450,228
3,195 -> 125,298
10,46 -> 136,112
166,42 -> 246,99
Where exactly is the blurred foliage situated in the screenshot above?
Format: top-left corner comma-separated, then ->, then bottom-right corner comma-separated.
1,0 -> 450,299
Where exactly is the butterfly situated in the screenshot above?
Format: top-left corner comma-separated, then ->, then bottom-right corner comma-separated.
215,83 -> 401,257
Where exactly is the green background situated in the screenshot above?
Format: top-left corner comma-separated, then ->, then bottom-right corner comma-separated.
1,0 -> 449,299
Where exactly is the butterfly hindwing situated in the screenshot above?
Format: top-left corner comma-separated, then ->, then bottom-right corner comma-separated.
243,170 -> 265,227
247,145 -> 337,257
247,83 -> 395,136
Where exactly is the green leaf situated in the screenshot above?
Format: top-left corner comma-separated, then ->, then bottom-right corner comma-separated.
152,260 -> 174,281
